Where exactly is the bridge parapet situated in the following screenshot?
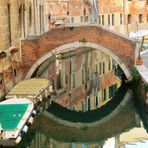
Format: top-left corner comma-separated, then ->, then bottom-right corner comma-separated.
21,24 -> 139,80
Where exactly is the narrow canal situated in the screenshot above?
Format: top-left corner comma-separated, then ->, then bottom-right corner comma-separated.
17,96 -> 148,148
17,47 -> 148,147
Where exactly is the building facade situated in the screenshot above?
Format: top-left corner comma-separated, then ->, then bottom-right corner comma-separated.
98,0 -> 148,35
0,0 -> 47,100
0,0 -> 147,100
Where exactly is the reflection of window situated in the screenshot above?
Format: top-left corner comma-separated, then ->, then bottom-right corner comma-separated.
102,89 -> 106,101
109,84 -> 117,98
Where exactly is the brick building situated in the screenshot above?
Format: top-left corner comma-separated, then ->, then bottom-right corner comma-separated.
0,0 -> 46,100
0,0 -> 147,101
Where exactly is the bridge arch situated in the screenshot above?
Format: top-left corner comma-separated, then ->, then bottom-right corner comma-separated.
25,41 -> 130,79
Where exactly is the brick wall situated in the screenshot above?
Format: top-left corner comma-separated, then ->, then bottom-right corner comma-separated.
21,25 -> 136,77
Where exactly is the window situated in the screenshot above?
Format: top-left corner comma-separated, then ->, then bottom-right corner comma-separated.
112,14 -> 114,25
73,73 -> 75,88
14,69 -> 17,77
71,17 -> 74,23
85,16 -> 89,22
95,64 -> 98,72
8,4 -> 12,46
98,15 -> 101,24
95,96 -> 98,107
120,13 -> 123,24
39,5 -> 43,33
57,70 -> 62,89
19,4 -> 25,37
102,89 -> 106,101
29,6 -> 32,28
87,97 -> 91,111
103,62 -> 105,74
128,14 -> 132,24
87,68 -> 89,80
99,63 -> 102,75
108,58 -> 111,71
108,14 -> 110,26
80,16 -> 83,22
82,64 -> 85,84
102,15 -> 104,25
70,61 -> 72,75
139,14 -> 143,23
65,74 -> 68,84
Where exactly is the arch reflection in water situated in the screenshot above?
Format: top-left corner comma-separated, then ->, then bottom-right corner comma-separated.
34,47 -> 125,112
17,98 -> 148,148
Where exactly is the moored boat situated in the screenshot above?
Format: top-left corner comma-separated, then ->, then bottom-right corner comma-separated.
0,98 -> 34,147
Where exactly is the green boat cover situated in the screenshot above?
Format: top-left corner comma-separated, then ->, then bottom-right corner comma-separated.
0,104 -> 29,130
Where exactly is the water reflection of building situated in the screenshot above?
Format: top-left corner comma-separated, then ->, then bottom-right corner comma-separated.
19,98 -> 143,148
40,48 -> 121,111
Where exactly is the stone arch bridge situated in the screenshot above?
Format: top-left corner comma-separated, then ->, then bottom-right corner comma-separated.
21,24 -> 140,80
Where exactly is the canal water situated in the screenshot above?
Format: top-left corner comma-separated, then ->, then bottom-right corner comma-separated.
17,95 -> 148,148
17,48 -> 148,147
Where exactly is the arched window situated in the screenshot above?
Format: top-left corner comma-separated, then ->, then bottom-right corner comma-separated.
127,14 -> 132,24
139,14 -> 143,23
7,4 -> 12,46
19,4 -> 25,37
29,6 -> 32,28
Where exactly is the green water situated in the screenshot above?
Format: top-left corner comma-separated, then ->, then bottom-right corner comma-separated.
17,97 -> 148,148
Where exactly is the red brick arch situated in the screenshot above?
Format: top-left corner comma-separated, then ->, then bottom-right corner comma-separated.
21,24 -> 138,80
